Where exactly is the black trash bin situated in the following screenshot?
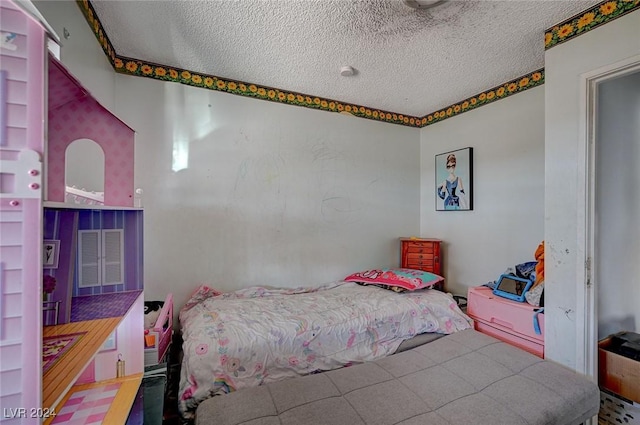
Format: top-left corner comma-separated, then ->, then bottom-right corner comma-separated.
143,364 -> 168,425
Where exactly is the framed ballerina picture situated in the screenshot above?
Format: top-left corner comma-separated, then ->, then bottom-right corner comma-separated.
435,147 -> 473,211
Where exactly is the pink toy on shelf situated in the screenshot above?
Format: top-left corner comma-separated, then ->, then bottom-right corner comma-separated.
144,293 -> 174,366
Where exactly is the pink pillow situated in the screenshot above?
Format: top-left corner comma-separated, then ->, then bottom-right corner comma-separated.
344,268 -> 444,292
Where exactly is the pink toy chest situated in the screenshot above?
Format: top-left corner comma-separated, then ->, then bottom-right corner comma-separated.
467,286 -> 545,358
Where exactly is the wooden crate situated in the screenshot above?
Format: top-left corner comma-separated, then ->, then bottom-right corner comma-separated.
598,337 -> 640,404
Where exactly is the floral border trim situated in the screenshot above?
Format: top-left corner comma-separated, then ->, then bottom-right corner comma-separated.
75,0 -> 423,127
76,0 -> 545,128
419,69 -> 544,127
113,57 -> 424,127
76,0 -> 117,64
545,0 -> 640,50
75,0 -> 545,129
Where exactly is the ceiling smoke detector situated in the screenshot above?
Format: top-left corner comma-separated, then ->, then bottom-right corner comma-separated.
403,0 -> 447,10
340,66 -> 356,77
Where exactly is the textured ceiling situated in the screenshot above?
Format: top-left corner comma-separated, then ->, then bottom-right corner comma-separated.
90,0 -> 600,117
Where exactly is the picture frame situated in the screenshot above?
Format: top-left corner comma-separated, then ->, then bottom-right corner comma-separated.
435,147 -> 473,211
43,240 -> 60,269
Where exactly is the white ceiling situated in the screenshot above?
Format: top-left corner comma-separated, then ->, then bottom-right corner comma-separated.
90,0 -> 599,117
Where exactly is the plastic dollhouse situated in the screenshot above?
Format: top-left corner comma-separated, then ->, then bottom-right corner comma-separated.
41,54 -> 144,425
0,2 -> 144,423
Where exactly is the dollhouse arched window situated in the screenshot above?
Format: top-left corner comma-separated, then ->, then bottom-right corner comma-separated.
64,139 -> 105,206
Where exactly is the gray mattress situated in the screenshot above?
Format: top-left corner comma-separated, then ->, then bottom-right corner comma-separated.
195,329 -> 600,425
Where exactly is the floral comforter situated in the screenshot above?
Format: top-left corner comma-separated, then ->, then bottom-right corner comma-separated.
178,281 -> 472,419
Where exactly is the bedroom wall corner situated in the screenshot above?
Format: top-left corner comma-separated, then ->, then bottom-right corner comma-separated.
419,86 -> 545,297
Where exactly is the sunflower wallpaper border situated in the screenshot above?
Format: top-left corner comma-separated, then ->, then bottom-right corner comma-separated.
76,0 -> 117,66
113,55 -> 424,127
76,0 -> 630,128
419,69 -> 544,127
545,0 -> 640,50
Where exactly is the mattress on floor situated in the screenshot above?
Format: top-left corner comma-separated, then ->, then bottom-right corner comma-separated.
395,331 -> 444,353
195,329 -> 600,425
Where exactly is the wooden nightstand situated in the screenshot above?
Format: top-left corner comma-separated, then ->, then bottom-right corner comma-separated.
400,238 -> 442,289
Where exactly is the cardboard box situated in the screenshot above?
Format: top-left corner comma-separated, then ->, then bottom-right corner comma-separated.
599,337 -> 640,403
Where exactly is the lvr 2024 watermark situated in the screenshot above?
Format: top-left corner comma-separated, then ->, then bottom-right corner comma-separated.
3,408 -> 57,419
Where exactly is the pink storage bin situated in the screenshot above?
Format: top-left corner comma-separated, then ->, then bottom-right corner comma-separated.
467,286 -> 544,358
474,321 -> 544,358
144,293 -> 174,366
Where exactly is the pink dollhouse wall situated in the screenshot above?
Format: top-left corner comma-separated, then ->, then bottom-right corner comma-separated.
0,1 -> 45,421
46,57 -> 135,207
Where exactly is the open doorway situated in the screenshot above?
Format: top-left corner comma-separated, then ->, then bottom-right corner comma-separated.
579,57 -> 640,421
595,70 -> 640,341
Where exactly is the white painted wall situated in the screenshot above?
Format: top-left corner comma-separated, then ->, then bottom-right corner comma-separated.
33,0 -> 116,110
545,10 -> 640,370
420,87 -> 545,296
115,75 -> 420,308
596,71 -> 640,339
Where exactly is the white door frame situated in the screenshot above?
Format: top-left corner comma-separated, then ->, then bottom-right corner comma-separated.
575,54 -> 640,379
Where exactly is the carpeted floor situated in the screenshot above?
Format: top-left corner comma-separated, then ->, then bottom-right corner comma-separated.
598,389 -> 640,425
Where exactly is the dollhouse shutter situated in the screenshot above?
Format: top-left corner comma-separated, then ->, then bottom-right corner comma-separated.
78,229 -> 124,286
102,229 -> 123,285
79,230 -> 100,287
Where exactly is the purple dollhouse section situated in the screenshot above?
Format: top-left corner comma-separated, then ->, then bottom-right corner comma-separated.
43,208 -> 143,324
46,55 -> 135,207
71,290 -> 142,322
42,209 -> 76,324
73,209 -> 144,296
